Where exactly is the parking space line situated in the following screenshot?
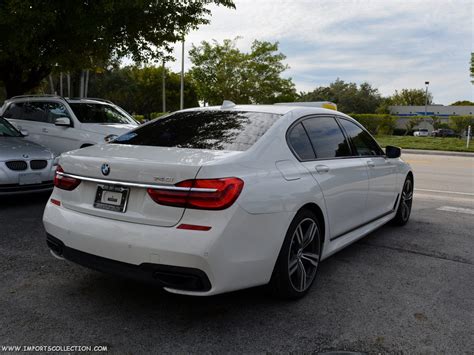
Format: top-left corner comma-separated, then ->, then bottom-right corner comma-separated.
415,188 -> 474,196
437,206 -> 474,215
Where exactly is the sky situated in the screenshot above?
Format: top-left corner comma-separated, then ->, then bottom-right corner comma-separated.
166,0 -> 473,105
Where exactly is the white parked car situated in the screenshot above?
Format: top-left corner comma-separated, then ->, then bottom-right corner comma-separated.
43,103 -> 413,299
413,128 -> 429,137
1,95 -> 138,155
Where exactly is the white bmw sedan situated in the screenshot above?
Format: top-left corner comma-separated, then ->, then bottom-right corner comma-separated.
43,104 -> 413,299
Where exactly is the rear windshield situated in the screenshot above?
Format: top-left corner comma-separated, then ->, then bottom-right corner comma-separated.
113,110 -> 282,151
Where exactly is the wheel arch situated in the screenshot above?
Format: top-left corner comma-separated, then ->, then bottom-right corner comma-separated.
297,202 -> 326,249
80,143 -> 94,149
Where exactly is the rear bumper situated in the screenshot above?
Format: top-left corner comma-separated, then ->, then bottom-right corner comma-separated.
46,234 -> 211,291
43,198 -> 292,296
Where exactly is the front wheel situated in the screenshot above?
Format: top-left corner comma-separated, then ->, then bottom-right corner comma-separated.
270,210 -> 322,299
392,176 -> 413,226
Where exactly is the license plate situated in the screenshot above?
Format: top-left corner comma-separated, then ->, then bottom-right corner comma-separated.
93,184 -> 130,213
18,173 -> 42,185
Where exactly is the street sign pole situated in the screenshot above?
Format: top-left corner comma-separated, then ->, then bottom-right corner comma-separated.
467,125 -> 471,149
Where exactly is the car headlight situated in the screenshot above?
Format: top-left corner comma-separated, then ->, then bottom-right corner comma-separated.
53,156 -> 60,166
104,134 -> 118,142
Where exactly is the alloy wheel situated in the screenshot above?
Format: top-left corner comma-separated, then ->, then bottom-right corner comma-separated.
401,179 -> 413,222
288,218 -> 320,292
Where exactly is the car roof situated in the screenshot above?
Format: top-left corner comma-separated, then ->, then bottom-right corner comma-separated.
5,95 -> 112,106
66,98 -> 112,105
179,104 -> 341,116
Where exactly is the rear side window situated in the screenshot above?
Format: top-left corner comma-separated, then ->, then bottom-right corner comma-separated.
3,102 -> 70,123
338,118 -> 384,156
114,110 -> 281,151
69,103 -> 135,124
287,123 -> 315,160
302,116 -> 351,159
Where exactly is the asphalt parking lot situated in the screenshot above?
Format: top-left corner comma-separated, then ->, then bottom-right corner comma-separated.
1,153 -> 473,353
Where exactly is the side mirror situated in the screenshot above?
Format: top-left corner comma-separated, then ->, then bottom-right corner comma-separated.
386,145 -> 401,159
20,129 -> 29,137
54,117 -> 71,127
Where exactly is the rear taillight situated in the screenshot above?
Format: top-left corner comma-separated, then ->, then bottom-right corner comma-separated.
147,177 -> 244,210
53,165 -> 81,191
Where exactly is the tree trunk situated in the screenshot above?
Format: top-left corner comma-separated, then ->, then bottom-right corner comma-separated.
0,62 -> 51,98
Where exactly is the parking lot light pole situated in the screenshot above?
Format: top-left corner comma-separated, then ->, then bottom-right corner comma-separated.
59,72 -> 63,96
424,81 -> 430,116
162,60 -> 166,113
180,39 -> 184,110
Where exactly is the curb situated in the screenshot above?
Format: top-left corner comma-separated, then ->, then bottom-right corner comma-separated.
402,149 -> 474,157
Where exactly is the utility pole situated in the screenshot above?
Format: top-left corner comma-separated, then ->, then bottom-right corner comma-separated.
84,70 -> 89,98
79,70 -> 85,98
49,75 -> 54,94
59,72 -> 63,96
180,39 -> 185,110
67,72 -> 71,97
162,60 -> 166,113
424,81 -> 430,116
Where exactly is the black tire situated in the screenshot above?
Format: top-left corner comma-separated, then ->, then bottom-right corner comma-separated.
269,209 -> 322,300
392,176 -> 413,226
80,144 -> 93,149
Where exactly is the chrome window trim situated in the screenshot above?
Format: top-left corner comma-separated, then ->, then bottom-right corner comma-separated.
56,172 -> 218,192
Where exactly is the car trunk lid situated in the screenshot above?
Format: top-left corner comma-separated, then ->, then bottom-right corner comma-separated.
57,144 -> 242,227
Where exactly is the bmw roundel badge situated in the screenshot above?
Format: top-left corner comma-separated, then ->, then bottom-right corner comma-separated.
101,163 -> 110,176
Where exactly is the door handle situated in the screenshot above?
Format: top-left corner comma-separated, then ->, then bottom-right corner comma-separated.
42,128 -> 49,133
367,160 -> 375,168
315,165 -> 330,174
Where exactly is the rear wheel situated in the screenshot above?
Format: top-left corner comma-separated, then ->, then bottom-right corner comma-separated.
392,176 -> 413,226
270,210 -> 322,299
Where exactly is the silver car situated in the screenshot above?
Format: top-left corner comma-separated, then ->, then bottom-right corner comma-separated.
0,117 -> 55,195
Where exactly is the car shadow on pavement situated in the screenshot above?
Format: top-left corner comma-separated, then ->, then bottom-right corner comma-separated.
0,191 -> 50,209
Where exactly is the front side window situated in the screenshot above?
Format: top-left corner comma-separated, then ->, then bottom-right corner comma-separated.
338,118 -> 384,156
113,110 -> 282,151
69,103 -> 135,125
0,117 -> 22,137
302,116 -> 351,159
287,123 -> 315,160
3,101 -> 70,124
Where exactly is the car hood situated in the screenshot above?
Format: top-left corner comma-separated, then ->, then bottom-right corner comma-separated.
0,137 -> 54,161
79,123 -> 137,136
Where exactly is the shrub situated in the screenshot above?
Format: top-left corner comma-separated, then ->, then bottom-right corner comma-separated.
393,128 -> 407,136
350,114 -> 381,134
377,115 -> 397,135
133,114 -> 145,123
149,112 -> 168,120
449,115 -> 474,134
350,113 -> 397,135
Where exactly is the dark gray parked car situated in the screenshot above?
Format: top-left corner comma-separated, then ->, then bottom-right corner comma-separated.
0,117 -> 55,195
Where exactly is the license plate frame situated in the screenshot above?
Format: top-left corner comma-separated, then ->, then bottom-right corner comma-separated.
18,173 -> 42,185
93,184 -> 130,213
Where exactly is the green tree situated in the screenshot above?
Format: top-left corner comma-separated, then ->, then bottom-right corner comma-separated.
451,100 -> 474,105
449,115 -> 474,134
188,38 -> 297,105
0,0 -> 234,98
88,66 -> 199,117
298,79 -> 383,113
429,116 -> 442,130
389,88 -> 433,106
470,53 -> 474,84
405,116 -> 424,135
